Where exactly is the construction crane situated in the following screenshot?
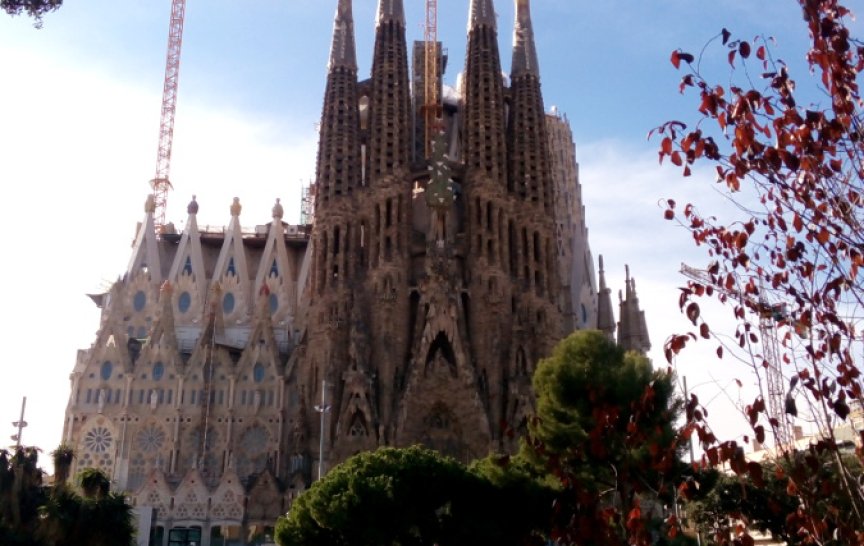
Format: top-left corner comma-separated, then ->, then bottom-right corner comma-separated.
423,0 -> 442,158
680,263 -> 792,448
151,0 -> 187,230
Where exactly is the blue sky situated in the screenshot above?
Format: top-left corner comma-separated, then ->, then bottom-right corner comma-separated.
0,1 -> 842,466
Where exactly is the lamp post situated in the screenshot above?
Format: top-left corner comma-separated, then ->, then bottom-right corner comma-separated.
314,380 -> 332,480
11,396 -> 27,448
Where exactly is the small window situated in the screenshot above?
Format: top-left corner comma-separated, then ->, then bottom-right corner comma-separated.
152,362 -> 165,381
269,293 -> 278,315
100,361 -> 113,381
226,257 -> 236,276
178,292 -> 191,314
253,363 -> 265,383
133,291 -> 147,312
183,256 -> 192,275
223,292 -> 236,314
86,389 -> 93,404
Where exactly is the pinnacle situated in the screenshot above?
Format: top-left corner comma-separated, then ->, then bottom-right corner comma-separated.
329,0 -> 357,72
376,0 -> 405,27
469,0 -> 497,31
511,0 -> 540,78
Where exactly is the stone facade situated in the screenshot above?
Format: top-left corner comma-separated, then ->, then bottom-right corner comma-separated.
61,1 -> 649,544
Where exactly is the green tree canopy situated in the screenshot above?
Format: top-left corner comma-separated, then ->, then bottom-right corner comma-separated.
276,445 -> 551,546
0,447 -> 133,546
526,330 -> 689,545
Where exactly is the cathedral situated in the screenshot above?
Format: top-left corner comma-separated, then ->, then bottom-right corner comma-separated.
61,0 -> 649,544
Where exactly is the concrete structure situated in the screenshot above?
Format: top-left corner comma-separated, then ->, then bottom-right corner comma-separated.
61,1 -> 649,544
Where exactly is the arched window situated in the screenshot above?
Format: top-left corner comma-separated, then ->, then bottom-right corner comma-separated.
253,363 -> 265,383
178,291 -> 191,314
152,362 -> 165,381
223,292 -> 235,314
100,361 -> 113,381
133,291 -> 147,312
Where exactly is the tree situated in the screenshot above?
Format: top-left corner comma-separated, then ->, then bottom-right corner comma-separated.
275,446 -> 551,546
689,450 -> 862,545
655,0 -> 864,543
524,330 -> 692,545
0,447 -> 45,546
39,469 -> 134,546
0,447 -> 133,546
1,0 -> 62,27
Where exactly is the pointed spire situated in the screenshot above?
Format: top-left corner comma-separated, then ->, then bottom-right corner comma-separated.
511,0 -> 540,78
596,255 -> 616,340
329,0 -> 357,72
469,0 -> 497,30
376,0 -> 404,26
617,265 -> 651,354
368,0 -> 411,181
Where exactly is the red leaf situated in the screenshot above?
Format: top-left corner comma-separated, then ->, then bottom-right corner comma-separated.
756,45 -> 766,60
686,302 -> 700,325
662,137 -> 673,154
721,28 -> 731,45
671,151 -> 683,166
700,323 -> 710,339
670,50 -> 681,69
739,41 -> 751,58
816,228 -> 830,244
728,50 -> 736,67
664,209 -> 675,220
793,213 -> 803,233
717,345 -> 724,358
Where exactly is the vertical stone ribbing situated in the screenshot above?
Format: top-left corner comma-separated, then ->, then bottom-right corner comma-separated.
368,0 -> 411,181
462,0 -> 507,184
315,0 -> 361,205
508,0 -> 551,213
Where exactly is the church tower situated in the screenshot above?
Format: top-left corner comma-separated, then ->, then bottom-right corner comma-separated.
59,1 -> 655,540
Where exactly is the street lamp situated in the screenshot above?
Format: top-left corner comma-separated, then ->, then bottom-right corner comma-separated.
10,397 -> 27,449
314,380 -> 332,480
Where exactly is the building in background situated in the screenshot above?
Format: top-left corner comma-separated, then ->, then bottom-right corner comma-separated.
61,0 -> 649,544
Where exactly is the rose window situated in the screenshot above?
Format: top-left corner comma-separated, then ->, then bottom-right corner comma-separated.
136,425 -> 166,454
84,427 -> 113,453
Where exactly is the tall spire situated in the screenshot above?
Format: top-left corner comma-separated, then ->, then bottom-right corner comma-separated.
469,0 -> 497,30
463,0 -> 507,182
511,0 -> 539,78
596,256 -> 616,340
328,0 -> 357,72
507,0 -> 550,211
376,0 -> 405,26
368,0 -> 411,181
315,0 -> 362,203
617,265 -> 652,354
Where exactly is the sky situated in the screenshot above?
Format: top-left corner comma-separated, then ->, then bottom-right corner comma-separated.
0,0 -> 851,469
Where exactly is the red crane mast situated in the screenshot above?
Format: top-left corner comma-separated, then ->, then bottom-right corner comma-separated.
151,0 -> 187,230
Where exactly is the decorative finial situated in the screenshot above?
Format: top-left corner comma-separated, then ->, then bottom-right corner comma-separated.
145,194 -> 156,214
187,195 -> 199,215
230,197 -> 242,217
272,198 -> 284,219
511,0 -> 540,78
